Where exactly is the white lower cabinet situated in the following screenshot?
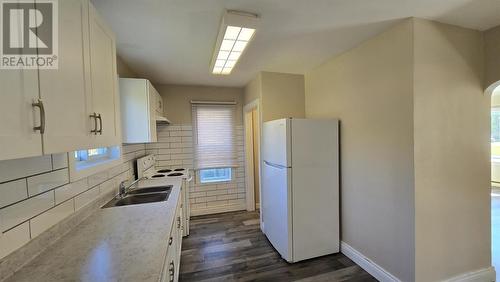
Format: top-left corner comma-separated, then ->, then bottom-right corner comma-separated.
161,193 -> 183,282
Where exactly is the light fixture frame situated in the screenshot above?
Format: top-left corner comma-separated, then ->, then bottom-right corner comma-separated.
210,10 -> 259,75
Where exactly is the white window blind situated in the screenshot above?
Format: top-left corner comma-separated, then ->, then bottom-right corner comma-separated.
192,103 -> 237,169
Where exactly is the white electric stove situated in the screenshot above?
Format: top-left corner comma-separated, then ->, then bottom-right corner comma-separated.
136,154 -> 192,236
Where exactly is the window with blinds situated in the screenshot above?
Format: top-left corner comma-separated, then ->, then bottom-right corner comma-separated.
192,103 -> 237,170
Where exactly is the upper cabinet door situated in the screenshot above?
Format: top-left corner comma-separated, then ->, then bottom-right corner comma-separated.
0,1 -> 42,161
88,3 -> 121,147
40,0 -> 93,154
148,82 -> 158,142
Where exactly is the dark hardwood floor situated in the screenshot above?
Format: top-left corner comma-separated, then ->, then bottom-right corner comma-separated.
180,211 -> 376,282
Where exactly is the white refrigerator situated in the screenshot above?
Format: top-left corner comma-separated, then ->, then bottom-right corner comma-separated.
261,118 -> 339,263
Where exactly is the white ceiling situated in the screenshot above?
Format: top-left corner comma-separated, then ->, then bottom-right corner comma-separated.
92,0 -> 500,87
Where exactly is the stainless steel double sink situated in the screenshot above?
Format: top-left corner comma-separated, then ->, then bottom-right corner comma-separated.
102,185 -> 172,208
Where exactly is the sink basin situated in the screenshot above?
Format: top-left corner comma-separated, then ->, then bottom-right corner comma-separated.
102,191 -> 170,208
127,185 -> 172,195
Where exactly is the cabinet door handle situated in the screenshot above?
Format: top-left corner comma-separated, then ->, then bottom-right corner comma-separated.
168,237 -> 173,245
169,261 -> 175,282
177,216 -> 181,229
97,114 -> 103,135
90,113 -> 98,134
32,99 -> 45,134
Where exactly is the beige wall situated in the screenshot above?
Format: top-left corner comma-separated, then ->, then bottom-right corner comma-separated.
157,84 -> 244,125
305,18 -> 491,282
244,72 -> 305,122
116,55 -> 138,78
244,73 -> 262,105
261,72 -> 305,122
413,19 -> 489,282
305,20 -> 415,281
485,25 -> 500,91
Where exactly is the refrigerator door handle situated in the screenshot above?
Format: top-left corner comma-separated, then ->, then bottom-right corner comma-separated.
264,161 -> 288,169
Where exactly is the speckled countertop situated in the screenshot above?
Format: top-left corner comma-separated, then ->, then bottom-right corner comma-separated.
4,178 -> 182,282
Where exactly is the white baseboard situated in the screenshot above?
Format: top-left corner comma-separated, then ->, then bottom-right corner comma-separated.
443,267 -> 496,282
341,241 -> 495,282
340,241 -> 401,282
190,203 -> 246,216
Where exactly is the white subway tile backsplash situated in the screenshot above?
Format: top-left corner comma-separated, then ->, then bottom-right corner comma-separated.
0,222 -> 30,259
207,200 -> 228,207
51,154 -> 68,170
206,190 -> 228,197
122,144 -> 145,154
27,169 -> 69,197
228,199 -> 246,206
0,179 -> 27,208
74,186 -> 100,211
30,200 -> 74,238
153,124 -> 247,215
191,203 -> 206,209
1,191 -> 54,232
0,155 -> 52,183
190,192 -> 206,198
0,143 -> 143,260
87,171 -> 108,188
216,194 -> 237,201
100,178 -> 117,196
54,178 -> 88,205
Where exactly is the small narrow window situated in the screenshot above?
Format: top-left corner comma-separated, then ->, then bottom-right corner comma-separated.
74,147 -> 109,162
69,146 -> 121,181
199,168 -> 232,183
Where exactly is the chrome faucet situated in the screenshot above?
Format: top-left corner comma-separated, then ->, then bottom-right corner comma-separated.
118,177 -> 147,198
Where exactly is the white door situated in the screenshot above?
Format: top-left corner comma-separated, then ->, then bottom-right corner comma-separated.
40,0 -> 93,154
262,118 -> 291,167
262,161 -> 292,261
89,3 -> 120,147
0,1 -> 42,161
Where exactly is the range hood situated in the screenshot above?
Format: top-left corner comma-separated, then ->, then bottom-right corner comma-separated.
156,115 -> 171,125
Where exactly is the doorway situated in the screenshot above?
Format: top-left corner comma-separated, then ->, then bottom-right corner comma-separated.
244,99 -> 261,212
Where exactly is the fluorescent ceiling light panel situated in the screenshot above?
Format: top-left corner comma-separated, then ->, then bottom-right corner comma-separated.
224,26 -> 241,40
211,11 -> 259,75
228,51 -> 241,60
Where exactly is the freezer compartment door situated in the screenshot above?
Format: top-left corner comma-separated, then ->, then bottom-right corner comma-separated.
262,119 -> 291,167
262,161 -> 292,261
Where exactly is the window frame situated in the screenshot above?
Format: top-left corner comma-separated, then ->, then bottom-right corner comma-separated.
69,146 -> 122,181
191,102 -> 237,170
197,167 -> 233,184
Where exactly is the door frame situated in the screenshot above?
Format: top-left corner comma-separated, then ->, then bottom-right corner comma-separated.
243,99 -> 261,212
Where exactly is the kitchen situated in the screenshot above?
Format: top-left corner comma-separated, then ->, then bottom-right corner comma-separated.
0,1 -> 500,282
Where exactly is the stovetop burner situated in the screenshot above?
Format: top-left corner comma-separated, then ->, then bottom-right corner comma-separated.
157,169 -> 172,173
174,168 -> 185,172
152,174 -> 166,178
168,173 -> 183,177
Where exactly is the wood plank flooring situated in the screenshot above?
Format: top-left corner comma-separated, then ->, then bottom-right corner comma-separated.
180,211 -> 376,282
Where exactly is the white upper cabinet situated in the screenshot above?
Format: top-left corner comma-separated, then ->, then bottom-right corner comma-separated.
0,0 -> 121,161
40,0 -> 93,154
0,1 -> 42,160
120,78 -> 165,143
88,3 -> 121,148
0,63 -> 41,161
